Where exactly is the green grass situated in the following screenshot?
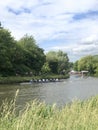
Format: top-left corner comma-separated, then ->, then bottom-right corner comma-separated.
0,92 -> 98,130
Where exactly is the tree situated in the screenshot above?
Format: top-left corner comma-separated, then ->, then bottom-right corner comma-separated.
57,50 -> 69,74
0,25 -> 46,76
46,50 -> 69,75
46,51 -> 58,74
41,62 -> 51,74
0,27 -> 17,76
78,55 -> 95,74
18,34 -> 46,74
92,55 -> 98,76
94,63 -> 98,76
73,61 -> 79,71
18,34 -> 37,50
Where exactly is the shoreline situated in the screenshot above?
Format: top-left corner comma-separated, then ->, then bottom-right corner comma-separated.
0,74 -> 69,84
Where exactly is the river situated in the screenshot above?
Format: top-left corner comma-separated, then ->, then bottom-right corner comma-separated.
0,76 -> 98,109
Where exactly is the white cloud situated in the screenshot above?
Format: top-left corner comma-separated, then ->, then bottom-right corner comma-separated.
0,0 -> 98,61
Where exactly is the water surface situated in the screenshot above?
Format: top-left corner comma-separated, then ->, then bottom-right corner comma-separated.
0,76 -> 98,108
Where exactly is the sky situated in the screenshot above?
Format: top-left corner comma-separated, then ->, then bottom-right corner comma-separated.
1,0 -> 98,61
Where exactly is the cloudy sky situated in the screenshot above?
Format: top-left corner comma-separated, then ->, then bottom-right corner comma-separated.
1,0 -> 98,61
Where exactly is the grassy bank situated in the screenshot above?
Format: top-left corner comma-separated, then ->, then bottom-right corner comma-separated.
0,94 -> 98,130
0,74 -> 69,84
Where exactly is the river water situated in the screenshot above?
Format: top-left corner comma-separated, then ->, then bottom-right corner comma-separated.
0,76 -> 98,109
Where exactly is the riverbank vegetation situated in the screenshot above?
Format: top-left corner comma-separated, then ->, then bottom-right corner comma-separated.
0,23 -> 70,79
1,22 -> 98,82
0,74 -> 69,84
73,55 -> 98,77
0,93 -> 98,130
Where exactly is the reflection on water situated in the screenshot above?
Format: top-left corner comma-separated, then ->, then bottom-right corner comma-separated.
0,76 -> 98,109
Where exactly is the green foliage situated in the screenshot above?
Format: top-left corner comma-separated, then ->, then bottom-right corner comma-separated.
46,51 -> 58,74
0,27 -> 17,76
93,55 -> 98,62
73,60 -> 79,71
1,96 -> 98,129
18,35 -> 46,74
78,55 -> 94,73
18,34 -> 37,50
46,50 -> 70,75
0,26 -> 46,76
73,55 -> 98,76
93,55 -> 98,76
0,24 -> 70,76
57,50 -> 69,74
69,62 -> 73,69
95,67 -> 98,76
41,62 -> 51,74
74,55 -> 96,74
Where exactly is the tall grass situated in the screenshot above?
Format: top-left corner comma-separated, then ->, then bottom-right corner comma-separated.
0,93 -> 98,130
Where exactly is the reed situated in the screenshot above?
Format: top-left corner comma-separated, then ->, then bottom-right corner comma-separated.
0,93 -> 98,130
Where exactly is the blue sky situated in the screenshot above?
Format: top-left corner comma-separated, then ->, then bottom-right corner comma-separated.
1,0 -> 98,61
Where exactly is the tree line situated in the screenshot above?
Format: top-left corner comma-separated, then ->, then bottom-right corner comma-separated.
0,24 -> 70,77
1,24 -> 98,77
73,55 -> 98,76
